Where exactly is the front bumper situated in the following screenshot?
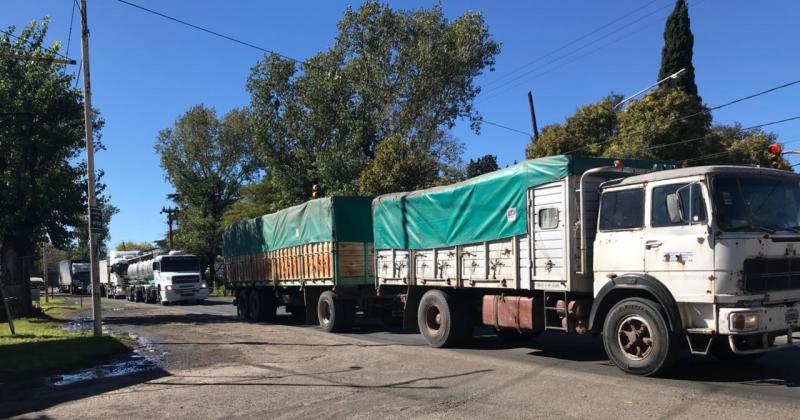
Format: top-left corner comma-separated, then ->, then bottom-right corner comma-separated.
718,303 -> 800,354
161,287 -> 209,302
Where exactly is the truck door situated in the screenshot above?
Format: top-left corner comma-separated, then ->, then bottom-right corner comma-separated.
643,181 -> 713,302
529,181 -> 568,289
593,187 -> 646,276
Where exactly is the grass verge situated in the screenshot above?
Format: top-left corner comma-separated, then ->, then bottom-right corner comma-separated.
0,298 -> 134,381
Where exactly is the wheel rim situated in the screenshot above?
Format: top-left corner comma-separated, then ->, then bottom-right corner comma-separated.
320,300 -> 332,325
617,315 -> 654,361
425,305 -> 443,335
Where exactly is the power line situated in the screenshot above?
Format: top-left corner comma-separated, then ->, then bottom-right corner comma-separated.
115,0 -> 303,63
482,119 -> 531,137
66,0 -> 77,57
565,78 -> 800,155
480,0 -> 664,90
0,30 -> 76,62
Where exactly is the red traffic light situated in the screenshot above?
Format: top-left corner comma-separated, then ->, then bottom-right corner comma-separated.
769,144 -> 781,154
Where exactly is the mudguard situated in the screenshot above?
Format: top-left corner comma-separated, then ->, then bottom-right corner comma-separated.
588,274 -> 682,333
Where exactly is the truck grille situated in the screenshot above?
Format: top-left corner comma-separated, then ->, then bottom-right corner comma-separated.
742,258 -> 800,293
172,275 -> 199,284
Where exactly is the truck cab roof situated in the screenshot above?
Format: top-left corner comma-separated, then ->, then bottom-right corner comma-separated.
607,165 -> 799,188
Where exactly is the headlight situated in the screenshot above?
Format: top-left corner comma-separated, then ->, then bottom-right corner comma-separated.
165,285 -> 172,291
729,311 -> 758,331
201,283 -> 207,288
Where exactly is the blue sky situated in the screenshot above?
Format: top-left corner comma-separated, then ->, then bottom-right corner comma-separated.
4,0 -> 799,245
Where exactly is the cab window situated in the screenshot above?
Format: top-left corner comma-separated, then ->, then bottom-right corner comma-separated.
598,188 -> 645,231
651,183 -> 707,227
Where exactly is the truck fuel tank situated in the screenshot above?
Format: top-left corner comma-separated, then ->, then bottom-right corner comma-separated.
482,295 -> 544,332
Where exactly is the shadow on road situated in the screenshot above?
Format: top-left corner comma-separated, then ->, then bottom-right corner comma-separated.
0,368 -> 169,418
664,346 -> 800,386
104,313 -> 239,326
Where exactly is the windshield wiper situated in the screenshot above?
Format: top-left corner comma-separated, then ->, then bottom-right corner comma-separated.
781,226 -> 800,233
726,225 -> 776,233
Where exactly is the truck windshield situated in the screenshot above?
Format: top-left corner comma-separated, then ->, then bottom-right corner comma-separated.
112,262 -> 129,274
713,174 -> 800,232
160,258 -> 200,272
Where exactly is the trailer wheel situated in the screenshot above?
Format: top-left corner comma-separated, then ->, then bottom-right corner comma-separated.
237,289 -> 250,320
249,290 -> 278,322
317,291 -> 354,332
602,297 -> 679,376
417,289 -> 467,348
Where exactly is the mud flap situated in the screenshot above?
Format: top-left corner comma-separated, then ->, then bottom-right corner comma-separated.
304,287 -> 323,325
402,286 -> 423,332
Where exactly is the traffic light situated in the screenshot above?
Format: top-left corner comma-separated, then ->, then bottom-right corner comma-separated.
768,143 -> 782,168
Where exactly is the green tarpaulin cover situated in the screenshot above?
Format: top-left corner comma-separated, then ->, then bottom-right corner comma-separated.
223,196 -> 373,257
372,155 -> 664,250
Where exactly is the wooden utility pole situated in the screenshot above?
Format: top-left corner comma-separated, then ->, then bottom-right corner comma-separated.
42,243 -> 48,303
527,91 -> 539,143
79,0 -> 103,337
161,207 -> 178,250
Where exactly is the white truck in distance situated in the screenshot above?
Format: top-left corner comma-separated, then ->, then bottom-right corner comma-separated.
126,250 -> 208,304
100,250 -> 141,299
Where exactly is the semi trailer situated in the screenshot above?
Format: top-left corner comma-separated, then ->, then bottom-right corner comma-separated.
225,155 -> 800,376
100,250 -> 141,299
223,197 -> 393,329
57,260 -> 90,294
126,250 -> 207,304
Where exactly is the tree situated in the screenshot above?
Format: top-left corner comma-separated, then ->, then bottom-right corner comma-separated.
155,105 -> 258,286
221,175 -> 293,227
466,155 -> 499,178
247,1 -> 499,203
658,0 -> 698,97
115,241 -> 154,252
605,88 -> 711,162
526,95 -> 621,158
0,20 -> 99,315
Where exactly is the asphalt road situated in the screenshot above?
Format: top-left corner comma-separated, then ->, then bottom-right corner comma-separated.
6,295 -> 800,419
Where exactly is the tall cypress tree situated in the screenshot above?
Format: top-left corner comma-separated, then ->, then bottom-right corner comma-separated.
658,0 -> 699,97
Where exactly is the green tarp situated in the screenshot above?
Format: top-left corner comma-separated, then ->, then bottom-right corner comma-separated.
222,196 -> 373,257
372,155 -> 665,250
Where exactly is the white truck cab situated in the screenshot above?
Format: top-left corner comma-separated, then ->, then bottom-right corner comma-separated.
127,250 -> 208,304
594,165 -> 800,373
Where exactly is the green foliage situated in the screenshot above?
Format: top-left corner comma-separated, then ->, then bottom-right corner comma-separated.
526,95 -> 621,159
221,175 -> 293,227
658,0 -> 698,97
247,1 -> 498,204
466,155 -> 499,178
155,105 -> 258,282
114,241 -> 154,252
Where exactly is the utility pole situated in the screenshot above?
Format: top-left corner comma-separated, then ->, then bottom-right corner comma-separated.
527,91 -> 539,143
42,243 -> 48,303
160,207 -> 178,250
79,0 -> 103,337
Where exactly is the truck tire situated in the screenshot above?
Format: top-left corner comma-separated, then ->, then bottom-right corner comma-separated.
602,297 -> 679,376
417,289 -> 467,348
249,290 -> 278,322
317,291 -> 354,332
237,289 -> 250,320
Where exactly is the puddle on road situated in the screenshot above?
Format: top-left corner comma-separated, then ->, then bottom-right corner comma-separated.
49,353 -> 158,387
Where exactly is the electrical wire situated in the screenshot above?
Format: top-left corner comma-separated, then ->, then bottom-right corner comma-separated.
66,0 -> 77,57
0,30 -> 75,62
482,120 -> 531,137
115,0 -> 303,63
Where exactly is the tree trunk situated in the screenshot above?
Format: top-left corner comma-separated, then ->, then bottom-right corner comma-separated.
207,255 -> 217,290
0,245 -> 34,317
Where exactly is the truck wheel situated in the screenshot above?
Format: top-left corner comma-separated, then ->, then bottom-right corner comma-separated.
710,335 -> 770,364
248,290 -> 278,322
317,291 -> 354,332
237,289 -> 250,320
602,297 -> 679,376
417,289 -> 467,348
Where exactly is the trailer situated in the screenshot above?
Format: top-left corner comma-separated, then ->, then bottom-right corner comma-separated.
373,155 -> 800,375
223,196 -> 394,330
126,250 -> 207,304
57,260 -> 90,294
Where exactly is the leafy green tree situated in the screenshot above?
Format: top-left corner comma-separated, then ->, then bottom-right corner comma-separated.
115,241 -> 154,252
221,175 -> 293,227
0,20 -> 100,314
605,88 -> 711,161
466,155 -> 499,178
658,0 -> 698,97
247,1 -> 499,203
526,95 -> 621,158
155,105 -> 258,285
699,124 -> 790,169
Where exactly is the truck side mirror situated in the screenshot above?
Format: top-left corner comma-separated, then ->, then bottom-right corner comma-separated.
666,192 -> 684,223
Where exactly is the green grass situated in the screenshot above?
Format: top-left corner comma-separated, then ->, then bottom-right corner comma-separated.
209,285 -> 231,297
0,298 -> 135,381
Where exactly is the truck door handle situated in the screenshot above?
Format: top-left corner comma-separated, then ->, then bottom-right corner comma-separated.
645,240 -> 662,250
